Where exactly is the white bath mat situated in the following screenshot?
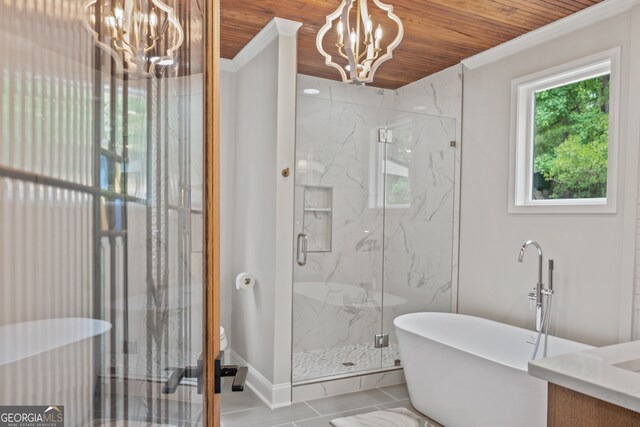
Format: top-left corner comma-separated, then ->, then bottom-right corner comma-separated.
330,407 -> 436,427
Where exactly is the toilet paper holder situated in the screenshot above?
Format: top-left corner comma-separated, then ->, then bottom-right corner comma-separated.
236,272 -> 256,290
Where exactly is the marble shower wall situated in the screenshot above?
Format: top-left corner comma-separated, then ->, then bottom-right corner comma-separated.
293,67 -> 462,377
294,94 -> 386,354
381,110 -> 457,353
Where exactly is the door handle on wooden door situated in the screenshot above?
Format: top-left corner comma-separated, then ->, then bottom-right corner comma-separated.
214,354 -> 248,393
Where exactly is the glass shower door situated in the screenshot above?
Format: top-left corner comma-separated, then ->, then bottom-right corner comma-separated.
292,95 -> 386,382
292,86 -> 458,383
381,110 -> 457,368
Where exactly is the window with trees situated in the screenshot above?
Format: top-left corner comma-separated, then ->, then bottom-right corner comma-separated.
510,49 -> 619,213
383,124 -> 411,207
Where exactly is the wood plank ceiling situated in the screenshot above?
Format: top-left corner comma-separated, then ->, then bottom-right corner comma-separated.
220,0 -> 603,89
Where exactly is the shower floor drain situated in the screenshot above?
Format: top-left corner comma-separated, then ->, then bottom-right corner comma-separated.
342,362 -> 355,366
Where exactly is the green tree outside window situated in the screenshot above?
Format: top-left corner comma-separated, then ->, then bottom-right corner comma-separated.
532,74 -> 610,199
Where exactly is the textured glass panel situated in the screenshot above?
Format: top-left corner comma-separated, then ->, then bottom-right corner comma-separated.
0,0 -> 206,425
0,178 -> 94,424
0,0 -> 94,186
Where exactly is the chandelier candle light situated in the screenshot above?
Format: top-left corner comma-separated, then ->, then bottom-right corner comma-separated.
316,0 -> 403,85
83,0 -> 184,76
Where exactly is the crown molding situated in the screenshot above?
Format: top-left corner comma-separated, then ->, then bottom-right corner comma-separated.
462,0 -> 640,70
273,17 -> 303,37
222,17 -> 302,73
219,58 -> 236,72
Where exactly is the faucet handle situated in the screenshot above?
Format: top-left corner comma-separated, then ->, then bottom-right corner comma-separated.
528,289 -> 537,310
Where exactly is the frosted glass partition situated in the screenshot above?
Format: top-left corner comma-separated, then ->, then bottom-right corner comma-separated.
0,1 -> 207,425
292,91 -> 456,383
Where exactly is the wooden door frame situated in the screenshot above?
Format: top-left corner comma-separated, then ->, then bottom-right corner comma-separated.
204,0 -> 221,425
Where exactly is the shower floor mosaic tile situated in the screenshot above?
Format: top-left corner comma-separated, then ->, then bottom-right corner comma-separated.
293,343 -> 401,382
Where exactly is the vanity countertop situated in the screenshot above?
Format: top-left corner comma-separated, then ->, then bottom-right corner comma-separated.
528,340 -> 640,413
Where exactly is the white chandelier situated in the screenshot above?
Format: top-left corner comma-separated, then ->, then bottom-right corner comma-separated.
316,0 -> 403,85
83,0 -> 184,76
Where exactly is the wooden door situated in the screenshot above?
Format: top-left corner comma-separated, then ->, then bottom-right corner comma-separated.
204,0 -> 221,425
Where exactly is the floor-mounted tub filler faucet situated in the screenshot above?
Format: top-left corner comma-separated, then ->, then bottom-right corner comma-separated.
518,240 -> 555,359
518,240 -> 544,332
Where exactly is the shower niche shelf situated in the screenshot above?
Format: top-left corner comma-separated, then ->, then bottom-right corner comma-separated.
303,186 -> 333,253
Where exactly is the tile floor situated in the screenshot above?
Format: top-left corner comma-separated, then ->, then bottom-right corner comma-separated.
221,380 -> 442,427
93,377 -> 442,426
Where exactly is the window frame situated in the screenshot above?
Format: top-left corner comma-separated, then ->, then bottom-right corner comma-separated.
369,117 -> 413,210
508,48 -> 620,214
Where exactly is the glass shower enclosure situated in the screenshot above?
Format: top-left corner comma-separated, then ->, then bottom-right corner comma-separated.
292,88 -> 457,383
0,0 -> 207,425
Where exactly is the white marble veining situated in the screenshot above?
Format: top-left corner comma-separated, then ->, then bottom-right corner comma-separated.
297,65 -> 462,119
293,71 -> 461,382
528,340 -> 640,413
392,66 -> 463,118
293,91 -> 386,367
297,74 -> 389,110
381,110 -> 457,344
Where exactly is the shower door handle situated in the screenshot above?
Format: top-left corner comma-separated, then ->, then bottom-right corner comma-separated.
297,233 -> 308,266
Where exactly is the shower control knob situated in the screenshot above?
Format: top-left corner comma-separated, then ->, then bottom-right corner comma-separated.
528,290 -> 537,310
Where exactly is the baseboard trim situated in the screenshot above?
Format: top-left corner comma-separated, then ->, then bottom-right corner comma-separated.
228,349 -> 291,409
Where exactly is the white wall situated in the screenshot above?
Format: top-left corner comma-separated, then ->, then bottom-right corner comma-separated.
220,69 -> 236,341
630,6 -> 640,341
221,18 -> 300,406
231,38 -> 279,381
459,6 -> 640,346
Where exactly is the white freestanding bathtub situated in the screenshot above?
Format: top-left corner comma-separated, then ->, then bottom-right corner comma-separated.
0,318 -> 111,426
395,312 -> 592,427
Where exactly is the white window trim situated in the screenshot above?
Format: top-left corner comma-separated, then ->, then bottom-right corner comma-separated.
508,47 -> 620,214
